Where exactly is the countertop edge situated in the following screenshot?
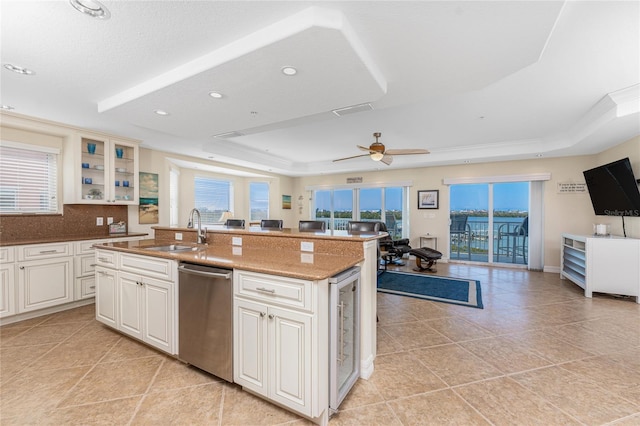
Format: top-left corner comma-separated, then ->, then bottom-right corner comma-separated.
1,233 -> 149,247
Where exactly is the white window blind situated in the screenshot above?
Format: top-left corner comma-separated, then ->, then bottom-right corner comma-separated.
169,168 -> 179,227
0,143 -> 59,214
249,181 -> 269,221
194,176 -> 232,225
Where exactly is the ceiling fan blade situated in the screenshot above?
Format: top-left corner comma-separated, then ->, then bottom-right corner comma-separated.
357,145 -> 374,153
333,153 -> 370,162
380,155 -> 393,165
384,148 -> 430,155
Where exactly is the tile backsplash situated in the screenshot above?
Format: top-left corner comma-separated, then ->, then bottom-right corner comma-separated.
0,204 -> 128,243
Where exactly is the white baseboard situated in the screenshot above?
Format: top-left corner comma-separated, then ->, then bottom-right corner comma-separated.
359,354 -> 375,379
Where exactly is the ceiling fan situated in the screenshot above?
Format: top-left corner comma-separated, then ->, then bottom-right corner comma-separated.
333,132 -> 430,166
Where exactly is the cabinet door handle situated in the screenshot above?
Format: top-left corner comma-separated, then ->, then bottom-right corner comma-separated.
259,312 -> 266,317
39,249 -> 58,254
97,257 -> 111,263
89,286 -> 95,289
268,314 -> 275,319
256,287 -> 275,294
89,264 -> 96,267
19,266 -> 25,270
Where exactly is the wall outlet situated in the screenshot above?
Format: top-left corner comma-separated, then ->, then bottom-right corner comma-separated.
175,232 -> 183,241
107,217 -> 114,225
232,237 -> 242,246
232,246 -> 242,256
301,241 -> 314,252
96,217 -> 103,226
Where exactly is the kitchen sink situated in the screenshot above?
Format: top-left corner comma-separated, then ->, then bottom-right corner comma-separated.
143,244 -> 203,253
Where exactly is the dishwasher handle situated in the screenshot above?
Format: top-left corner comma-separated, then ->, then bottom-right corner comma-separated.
178,265 -> 232,280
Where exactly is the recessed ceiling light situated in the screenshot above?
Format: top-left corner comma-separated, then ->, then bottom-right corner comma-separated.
536,154 -> 544,158
1,105 -> 15,110
281,66 -> 297,76
208,91 -> 223,99
69,0 -> 111,19
154,109 -> 170,116
4,64 -> 35,75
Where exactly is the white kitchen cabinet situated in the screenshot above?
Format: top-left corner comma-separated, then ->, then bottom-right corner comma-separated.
95,265 -> 117,328
62,132 -> 140,205
16,242 -> 74,313
561,233 -> 640,302
95,249 -> 178,354
0,247 -> 16,318
234,270 -> 326,420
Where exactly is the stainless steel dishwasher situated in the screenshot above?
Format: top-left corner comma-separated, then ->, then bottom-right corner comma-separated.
178,262 -> 233,382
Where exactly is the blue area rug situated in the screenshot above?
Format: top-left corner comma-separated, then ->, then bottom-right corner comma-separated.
377,271 -> 483,309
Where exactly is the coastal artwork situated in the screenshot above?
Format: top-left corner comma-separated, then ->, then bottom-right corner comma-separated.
139,172 -> 159,224
282,195 -> 292,209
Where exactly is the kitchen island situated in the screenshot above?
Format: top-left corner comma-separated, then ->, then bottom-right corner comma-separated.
93,226 -> 383,425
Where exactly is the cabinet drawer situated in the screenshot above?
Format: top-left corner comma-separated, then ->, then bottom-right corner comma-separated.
95,249 -> 118,268
119,253 -> 175,281
18,242 -> 72,261
0,247 -> 15,263
234,270 -> 312,311
76,276 -> 96,299
76,239 -> 109,255
76,254 -> 97,277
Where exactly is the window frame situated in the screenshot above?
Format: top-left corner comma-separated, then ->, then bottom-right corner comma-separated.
193,175 -> 234,226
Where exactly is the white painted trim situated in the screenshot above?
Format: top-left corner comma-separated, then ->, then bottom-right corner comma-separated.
0,139 -> 60,154
443,173 -> 551,185
359,353 -> 375,380
305,180 -> 413,191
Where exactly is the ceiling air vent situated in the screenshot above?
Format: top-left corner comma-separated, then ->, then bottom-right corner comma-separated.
332,103 -> 373,117
213,131 -> 245,139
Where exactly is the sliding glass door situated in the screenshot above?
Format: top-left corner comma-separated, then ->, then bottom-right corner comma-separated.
450,182 -> 529,265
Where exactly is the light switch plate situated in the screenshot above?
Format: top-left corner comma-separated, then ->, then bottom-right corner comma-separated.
96,217 -> 103,226
107,217 -> 114,225
301,241 -> 314,252
232,237 -> 242,246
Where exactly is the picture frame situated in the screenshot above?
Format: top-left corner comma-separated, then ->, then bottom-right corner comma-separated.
417,190 -> 439,209
282,194 -> 292,209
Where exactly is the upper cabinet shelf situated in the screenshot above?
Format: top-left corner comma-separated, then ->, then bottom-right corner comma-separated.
63,132 -> 140,205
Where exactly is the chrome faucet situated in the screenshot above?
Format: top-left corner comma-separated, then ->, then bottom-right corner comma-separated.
188,208 -> 207,244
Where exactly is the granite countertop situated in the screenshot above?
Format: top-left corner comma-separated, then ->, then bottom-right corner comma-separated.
95,239 -> 364,281
1,233 -> 149,247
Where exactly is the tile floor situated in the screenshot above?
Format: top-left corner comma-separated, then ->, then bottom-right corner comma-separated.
1,263 -> 639,425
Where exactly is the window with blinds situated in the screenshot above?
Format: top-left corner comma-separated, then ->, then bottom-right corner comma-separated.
194,176 -> 233,225
0,143 -> 59,214
249,181 -> 269,221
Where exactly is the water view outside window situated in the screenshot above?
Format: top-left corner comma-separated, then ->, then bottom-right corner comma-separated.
314,186 -> 405,237
194,176 -> 232,225
450,182 -> 529,264
249,182 -> 269,221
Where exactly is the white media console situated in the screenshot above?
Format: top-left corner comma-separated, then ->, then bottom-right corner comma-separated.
561,233 -> 640,303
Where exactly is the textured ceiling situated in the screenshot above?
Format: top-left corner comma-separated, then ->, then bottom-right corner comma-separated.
1,1 -> 638,176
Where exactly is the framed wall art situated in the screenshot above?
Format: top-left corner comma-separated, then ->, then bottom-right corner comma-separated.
417,190 -> 439,209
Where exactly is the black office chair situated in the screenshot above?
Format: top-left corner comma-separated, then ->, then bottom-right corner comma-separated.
378,222 -> 411,266
450,214 -> 471,260
496,217 -> 528,264
298,220 -> 327,232
225,219 -> 245,228
260,219 -> 283,230
346,221 -> 380,233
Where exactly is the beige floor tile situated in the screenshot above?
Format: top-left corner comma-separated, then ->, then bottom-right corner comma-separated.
609,413 -> 640,426
460,336 -> 552,374
219,384 -> 302,425
0,343 -> 57,382
376,304 -> 419,324
369,351 -> 446,400
455,376 -> 581,425
131,382 -> 224,425
0,366 -> 90,418
381,320 -> 452,350
99,334 -> 165,363
58,357 -> 163,407
423,316 -> 494,342
30,331 -> 121,371
148,357 -> 220,392
1,321 -> 87,347
40,303 -> 95,325
548,322 -> 637,355
376,327 -> 404,355
329,402 -> 402,425
512,365 -> 639,425
337,378 -> 385,411
401,299 -> 451,320
387,389 -> 490,425
502,329 -> 595,364
410,344 -> 502,386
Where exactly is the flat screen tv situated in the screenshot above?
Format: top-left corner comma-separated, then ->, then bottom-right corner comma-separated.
583,157 -> 640,217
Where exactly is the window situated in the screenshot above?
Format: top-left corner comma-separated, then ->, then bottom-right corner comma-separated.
249,182 -> 269,221
194,176 -> 233,225
169,168 -> 179,227
0,142 -> 59,214
312,184 -> 408,235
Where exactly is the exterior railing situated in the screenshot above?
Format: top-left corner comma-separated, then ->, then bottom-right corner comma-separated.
450,217 -> 528,264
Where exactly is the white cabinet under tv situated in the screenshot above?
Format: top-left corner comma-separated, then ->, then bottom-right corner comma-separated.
561,233 -> 640,303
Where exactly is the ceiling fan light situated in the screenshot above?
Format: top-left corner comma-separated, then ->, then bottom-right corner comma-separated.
370,152 -> 384,161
